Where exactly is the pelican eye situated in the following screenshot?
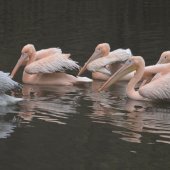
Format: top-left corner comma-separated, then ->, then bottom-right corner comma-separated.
126,59 -> 133,64
97,48 -> 101,51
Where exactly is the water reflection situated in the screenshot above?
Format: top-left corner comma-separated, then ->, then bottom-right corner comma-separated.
14,81 -> 170,145
82,81 -> 170,144
0,105 -> 19,139
18,84 -> 81,125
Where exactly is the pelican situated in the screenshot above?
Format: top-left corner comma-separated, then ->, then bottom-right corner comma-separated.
78,43 -> 133,80
99,56 -> 170,101
0,71 -> 23,105
11,44 -> 92,86
139,51 -> 170,86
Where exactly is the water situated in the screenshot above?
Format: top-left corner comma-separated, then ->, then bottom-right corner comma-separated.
0,0 -> 170,169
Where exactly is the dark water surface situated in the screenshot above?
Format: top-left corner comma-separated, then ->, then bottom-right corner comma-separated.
0,0 -> 170,170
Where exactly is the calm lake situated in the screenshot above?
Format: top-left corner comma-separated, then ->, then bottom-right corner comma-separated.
0,0 -> 170,170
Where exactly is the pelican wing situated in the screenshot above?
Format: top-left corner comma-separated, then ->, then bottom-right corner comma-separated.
109,48 -> 132,62
139,74 -> 170,100
87,56 -> 114,73
25,53 -> 80,74
97,67 -> 112,75
87,48 -> 132,74
0,71 -> 20,93
36,48 -> 62,60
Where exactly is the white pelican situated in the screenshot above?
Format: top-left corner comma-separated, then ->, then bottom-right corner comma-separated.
11,44 -> 92,86
0,71 -> 23,105
99,56 -> 170,101
78,43 -> 133,80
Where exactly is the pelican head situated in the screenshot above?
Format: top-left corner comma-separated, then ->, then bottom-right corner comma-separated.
21,44 -> 36,56
98,56 -> 145,91
77,43 -> 110,76
11,44 -> 36,78
157,51 -> 170,64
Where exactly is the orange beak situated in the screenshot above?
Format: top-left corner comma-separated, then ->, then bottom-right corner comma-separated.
77,50 -> 103,76
98,61 -> 135,91
10,53 -> 28,78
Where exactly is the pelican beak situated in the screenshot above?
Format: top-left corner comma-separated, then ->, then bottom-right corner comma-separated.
98,61 -> 135,91
10,53 -> 28,78
77,50 -> 103,76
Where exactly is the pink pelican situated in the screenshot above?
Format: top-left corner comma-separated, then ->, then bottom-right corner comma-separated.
78,43 -> 132,80
11,44 -> 92,86
0,71 -> 23,105
139,51 -> 170,86
99,56 -> 170,101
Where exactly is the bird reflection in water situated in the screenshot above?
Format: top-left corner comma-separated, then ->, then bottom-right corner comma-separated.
0,105 -> 20,139
11,81 -> 170,145
18,84 -> 79,125
86,81 -> 170,144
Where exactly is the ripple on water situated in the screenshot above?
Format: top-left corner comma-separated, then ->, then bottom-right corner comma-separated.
0,105 -> 20,139
17,83 -> 170,145
85,91 -> 170,144
19,97 -> 77,125
18,85 -> 80,125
